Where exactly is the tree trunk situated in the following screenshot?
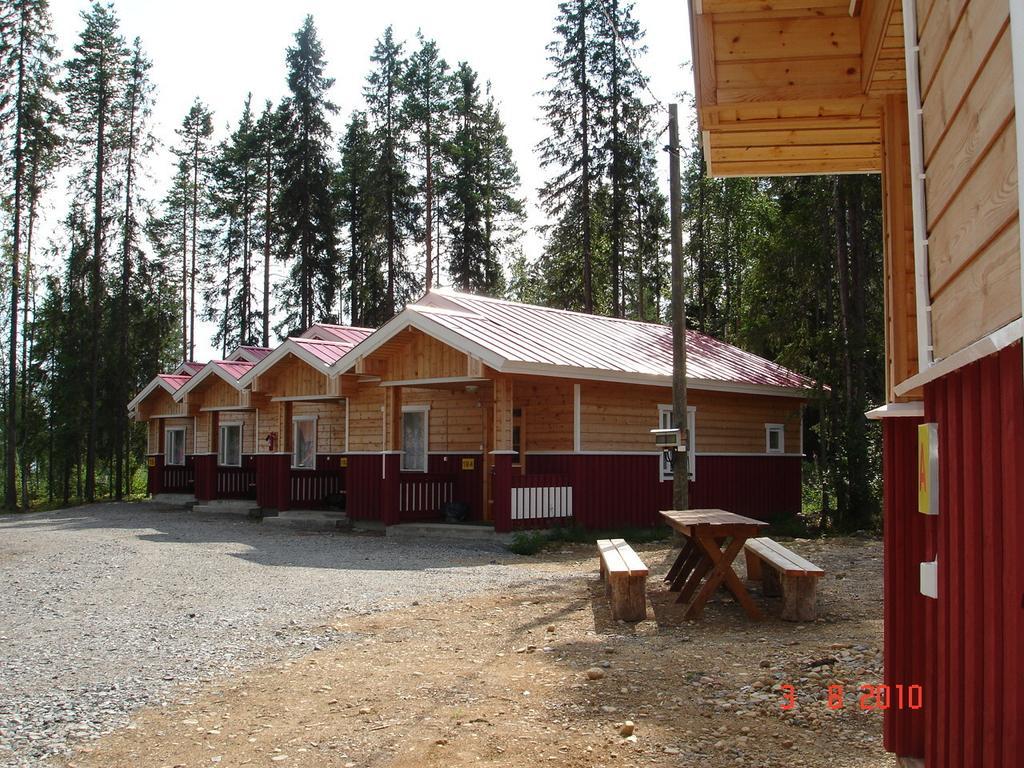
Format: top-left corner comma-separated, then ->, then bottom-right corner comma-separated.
189,137 -> 200,361
85,71 -> 107,503
6,10 -> 27,511
579,2 -> 593,314
263,140 -> 272,348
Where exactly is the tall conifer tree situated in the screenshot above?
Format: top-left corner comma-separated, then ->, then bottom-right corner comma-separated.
276,15 -> 338,333
62,0 -> 127,502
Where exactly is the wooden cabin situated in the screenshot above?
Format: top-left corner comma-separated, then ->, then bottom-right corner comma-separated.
132,293 -> 812,527
325,289 -> 813,531
232,332 -> 373,511
683,1 -> 1023,764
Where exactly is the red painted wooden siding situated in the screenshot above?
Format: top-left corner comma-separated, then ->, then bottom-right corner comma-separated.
920,342 -> 1023,768
346,455 -> 383,521
881,415 -> 929,757
525,454 -> 801,529
216,455 -> 257,499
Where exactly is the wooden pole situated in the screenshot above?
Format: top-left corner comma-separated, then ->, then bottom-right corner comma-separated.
668,103 -> 689,511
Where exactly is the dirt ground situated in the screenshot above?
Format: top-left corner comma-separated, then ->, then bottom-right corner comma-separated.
60,536 -> 893,768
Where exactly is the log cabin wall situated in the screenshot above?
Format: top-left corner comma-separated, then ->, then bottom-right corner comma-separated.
915,0 -> 1020,359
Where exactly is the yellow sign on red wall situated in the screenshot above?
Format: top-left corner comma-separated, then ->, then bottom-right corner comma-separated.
918,423 -> 939,515
461,458 -> 475,470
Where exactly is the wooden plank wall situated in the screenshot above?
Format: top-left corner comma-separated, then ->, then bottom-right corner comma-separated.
347,384 -> 385,452
137,389 -> 180,420
256,355 -> 329,397
916,0 -> 1020,358
881,93 -> 920,400
514,378 -> 574,451
292,402 -> 347,454
370,328 -> 470,382
578,381 -> 803,454
195,377 -> 242,408
402,387 -> 485,453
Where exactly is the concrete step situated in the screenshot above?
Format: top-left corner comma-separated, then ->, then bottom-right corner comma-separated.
258,509 -> 351,532
192,501 -> 255,516
386,522 -> 510,543
149,493 -> 195,509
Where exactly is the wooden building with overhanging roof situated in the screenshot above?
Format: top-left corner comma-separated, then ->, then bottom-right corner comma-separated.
684,1 -> 1023,764
324,289 -> 814,530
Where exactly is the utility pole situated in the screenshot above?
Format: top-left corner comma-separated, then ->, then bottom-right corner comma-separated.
668,103 -> 689,510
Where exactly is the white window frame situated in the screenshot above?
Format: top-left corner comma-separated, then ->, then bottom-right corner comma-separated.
165,427 -> 186,466
291,415 -> 317,470
658,405 -> 696,482
218,423 -> 243,467
765,423 -> 785,454
400,405 -> 430,473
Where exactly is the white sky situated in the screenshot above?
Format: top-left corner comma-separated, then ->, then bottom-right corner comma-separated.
47,0 -> 695,362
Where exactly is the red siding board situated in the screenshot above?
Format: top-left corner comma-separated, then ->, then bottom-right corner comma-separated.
525,454 -> 801,529
915,342 -> 1023,768
881,415 -> 927,757
346,455 -> 383,521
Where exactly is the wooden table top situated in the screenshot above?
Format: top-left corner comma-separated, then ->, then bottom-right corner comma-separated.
659,509 -> 767,530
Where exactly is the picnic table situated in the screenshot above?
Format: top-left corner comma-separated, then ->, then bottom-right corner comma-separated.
660,509 -> 767,620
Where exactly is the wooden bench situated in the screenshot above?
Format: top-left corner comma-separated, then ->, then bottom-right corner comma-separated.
743,537 -> 824,621
597,539 -> 649,622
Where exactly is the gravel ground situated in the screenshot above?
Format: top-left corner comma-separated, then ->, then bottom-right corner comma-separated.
0,502 -> 564,767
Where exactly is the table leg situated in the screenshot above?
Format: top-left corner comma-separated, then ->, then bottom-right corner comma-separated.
669,545 -> 702,592
664,539 -> 695,583
676,554 -> 713,602
685,533 -> 762,620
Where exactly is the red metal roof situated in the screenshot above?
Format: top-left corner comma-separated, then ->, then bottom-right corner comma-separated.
176,361 -> 205,375
302,324 -> 374,345
235,346 -> 273,361
210,360 -> 255,380
411,290 -> 815,392
157,374 -> 192,392
289,337 -> 356,366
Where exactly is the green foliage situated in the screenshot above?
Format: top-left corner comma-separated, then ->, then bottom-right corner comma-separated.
275,16 -> 339,334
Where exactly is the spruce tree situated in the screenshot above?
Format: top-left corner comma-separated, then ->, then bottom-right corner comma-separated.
403,32 -> 451,292
537,0 -> 603,313
62,0 -> 128,502
252,100 -> 278,346
112,35 -> 153,499
338,110 -> 385,326
276,15 -> 338,333
364,26 -> 416,317
1,0 -> 60,510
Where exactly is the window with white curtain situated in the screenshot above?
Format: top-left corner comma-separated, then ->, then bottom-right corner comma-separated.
401,406 -> 429,472
165,428 -> 186,466
292,417 -> 317,469
218,423 -> 242,466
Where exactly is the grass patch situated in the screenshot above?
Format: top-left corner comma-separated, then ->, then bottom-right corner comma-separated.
508,524 -> 671,556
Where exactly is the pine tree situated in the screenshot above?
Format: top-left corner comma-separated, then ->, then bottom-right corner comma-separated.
338,110 -> 385,326
403,32 -> 451,292
592,0 -> 648,316
111,35 -> 153,499
537,0 -> 603,313
173,98 -> 214,361
209,95 -> 261,350
62,0 -> 128,502
252,100 -> 278,346
276,15 -> 339,333
1,0 -> 60,510
364,26 -> 416,317
443,67 -> 523,295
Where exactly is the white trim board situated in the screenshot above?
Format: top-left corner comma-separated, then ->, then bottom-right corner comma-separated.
865,402 -> 925,420
1010,1 -> 1024,382
894,319 -> 1023,395
902,0 -> 935,372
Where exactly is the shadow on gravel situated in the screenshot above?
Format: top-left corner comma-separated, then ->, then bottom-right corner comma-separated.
0,502 -> 541,573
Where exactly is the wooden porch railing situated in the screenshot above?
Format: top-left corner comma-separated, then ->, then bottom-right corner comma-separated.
217,462 -> 257,499
399,473 -> 455,515
290,468 -> 344,507
510,473 -> 573,522
162,457 -> 194,493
